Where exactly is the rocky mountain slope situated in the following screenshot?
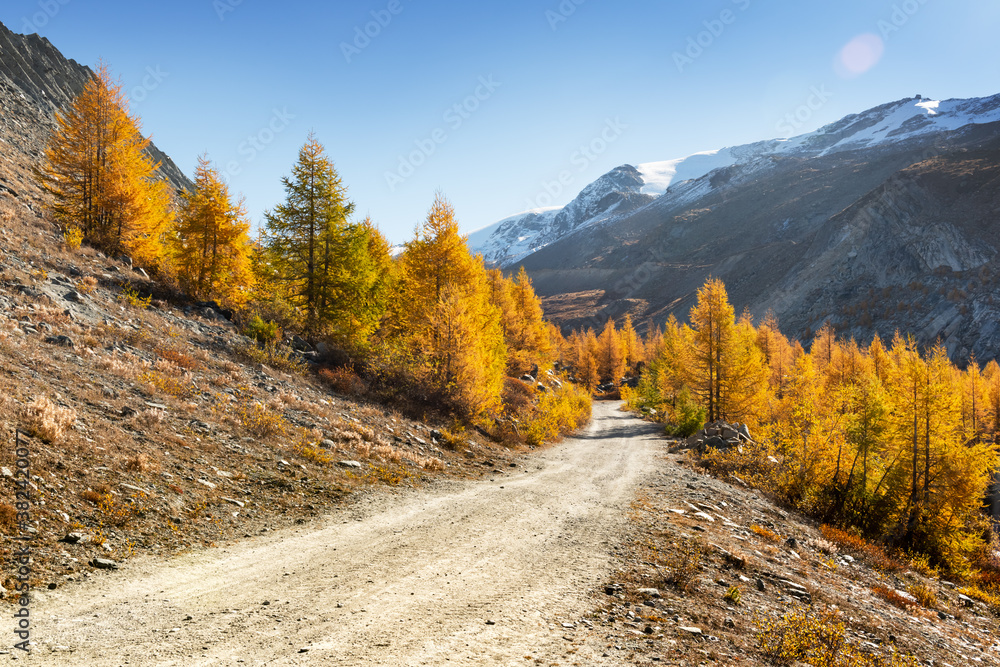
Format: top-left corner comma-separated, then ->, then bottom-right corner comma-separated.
0,20 -> 522,600
468,165 -> 656,266
479,95 -> 1000,362
0,20 -> 191,211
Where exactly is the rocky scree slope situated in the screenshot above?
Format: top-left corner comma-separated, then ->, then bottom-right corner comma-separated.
582,424 -> 1000,665
0,192 -> 523,598
0,19 -> 191,212
0,21 -> 520,601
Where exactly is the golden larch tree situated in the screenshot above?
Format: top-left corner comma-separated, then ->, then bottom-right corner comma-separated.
172,156 -> 254,307
391,194 -> 506,417
40,62 -> 174,269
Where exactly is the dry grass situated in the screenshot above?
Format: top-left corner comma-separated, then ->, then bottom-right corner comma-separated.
751,524 -> 782,543
21,394 -> 77,444
320,366 -> 368,396
124,452 -> 153,472
158,347 -> 200,371
0,504 -> 17,535
872,585 -> 919,610
76,275 -> 98,294
820,525 -> 904,573
233,402 -> 287,438
755,607 -> 919,666
97,352 -> 149,378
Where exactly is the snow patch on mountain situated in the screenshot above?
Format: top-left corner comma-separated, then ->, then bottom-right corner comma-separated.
636,149 -> 739,196
473,94 -> 1000,268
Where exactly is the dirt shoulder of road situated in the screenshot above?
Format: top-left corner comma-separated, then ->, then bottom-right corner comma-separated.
583,415 -> 1000,666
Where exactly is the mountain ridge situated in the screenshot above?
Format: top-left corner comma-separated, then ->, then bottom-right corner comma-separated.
474,94 -> 1000,363
0,20 -> 192,207
473,93 -> 1000,272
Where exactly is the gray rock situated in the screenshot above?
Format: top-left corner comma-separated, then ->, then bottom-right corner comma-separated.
320,439 -> 337,449
756,578 -> 766,592
59,532 -> 86,544
64,290 -> 83,303
89,558 -> 119,570
636,588 -> 661,598
45,335 -> 74,347
338,461 -> 363,469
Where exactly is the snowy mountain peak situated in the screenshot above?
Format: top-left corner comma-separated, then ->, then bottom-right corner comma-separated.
472,93 -> 1000,268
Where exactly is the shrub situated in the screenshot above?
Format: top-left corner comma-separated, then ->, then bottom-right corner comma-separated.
907,583 -> 937,609
63,226 -> 83,250
724,585 -> 742,605
118,285 -> 151,309
297,443 -> 333,466
872,585 -> 918,610
234,340 -> 306,375
319,366 -> 367,396
663,386 -> 706,437
436,427 -> 467,452
755,607 -> 919,666
820,525 -> 903,574
751,524 -> 782,543
523,383 -> 592,447
956,584 -> 1000,614
139,371 -> 192,398
666,536 -> 705,593
242,315 -> 281,346
234,402 -> 287,438
76,276 -> 99,294
21,395 -> 77,444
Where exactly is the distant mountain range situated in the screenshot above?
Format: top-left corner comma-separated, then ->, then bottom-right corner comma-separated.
472,94 -> 1000,363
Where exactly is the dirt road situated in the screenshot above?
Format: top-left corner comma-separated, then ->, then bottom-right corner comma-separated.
29,402 -> 664,665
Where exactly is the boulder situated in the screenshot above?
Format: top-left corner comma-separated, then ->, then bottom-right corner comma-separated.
45,335 -> 74,347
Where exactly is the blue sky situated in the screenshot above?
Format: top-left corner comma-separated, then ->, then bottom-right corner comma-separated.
5,0 -> 999,243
